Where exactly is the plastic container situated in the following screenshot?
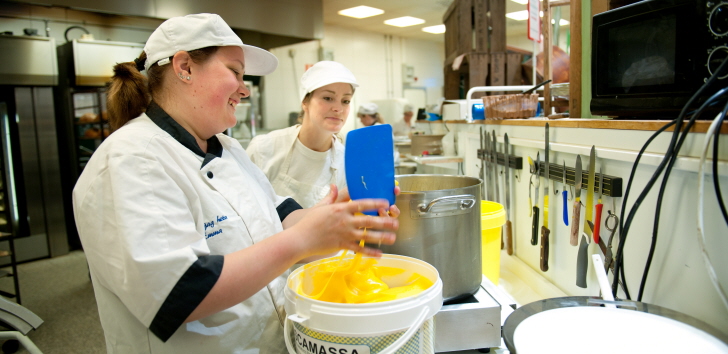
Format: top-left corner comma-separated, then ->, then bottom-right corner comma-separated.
481,201 -> 506,285
284,254 -> 443,354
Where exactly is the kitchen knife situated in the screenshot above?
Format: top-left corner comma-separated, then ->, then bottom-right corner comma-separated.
570,156 -> 582,246
528,156 -> 534,217
562,160 -> 569,226
504,133 -> 513,255
540,123 -> 550,272
492,131 -> 503,249
491,131 -> 500,205
531,152 -> 541,246
576,146 -> 597,288
576,221 -> 594,288
345,124 -> 395,215
484,128 -> 493,201
594,169 -> 604,243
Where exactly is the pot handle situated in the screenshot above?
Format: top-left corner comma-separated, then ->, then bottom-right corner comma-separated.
418,194 -> 476,213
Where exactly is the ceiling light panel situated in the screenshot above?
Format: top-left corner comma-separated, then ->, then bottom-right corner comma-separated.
338,6 -> 384,19
384,16 -> 426,27
505,10 -> 529,21
422,25 -> 446,34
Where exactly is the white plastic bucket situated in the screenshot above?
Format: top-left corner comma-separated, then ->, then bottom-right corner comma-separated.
284,254 -> 443,354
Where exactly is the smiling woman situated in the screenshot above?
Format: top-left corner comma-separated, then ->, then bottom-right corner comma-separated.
247,61 -> 359,208
72,13 -> 399,354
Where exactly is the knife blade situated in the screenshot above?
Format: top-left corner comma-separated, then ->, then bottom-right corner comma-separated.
562,160 -> 569,226
504,133 -> 513,255
479,127 -> 486,201
540,123 -> 550,272
576,146 -> 597,288
530,153 -> 540,246
570,156 -> 582,246
594,168 -> 604,243
492,131 -> 504,250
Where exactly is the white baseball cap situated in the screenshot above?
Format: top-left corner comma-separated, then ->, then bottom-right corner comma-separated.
143,13 -> 278,75
300,61 -> 358,101
358,103 -> 379,115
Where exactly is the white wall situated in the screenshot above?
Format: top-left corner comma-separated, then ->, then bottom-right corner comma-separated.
262,24 -> 444,137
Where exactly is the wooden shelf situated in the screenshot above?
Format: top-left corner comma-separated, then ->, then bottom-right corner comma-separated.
420,119 -> 728,134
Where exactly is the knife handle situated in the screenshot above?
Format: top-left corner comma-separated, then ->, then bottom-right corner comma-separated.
594,203 -> 603,243
531,206 -> 539,245
562,190 -> 569,226
540,226 -> 550,272
570,200 -> 581,246
505,220 -> 513,255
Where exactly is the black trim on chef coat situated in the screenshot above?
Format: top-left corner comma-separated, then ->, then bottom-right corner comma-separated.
147,101 -> 303,222
149,255 -> 224,342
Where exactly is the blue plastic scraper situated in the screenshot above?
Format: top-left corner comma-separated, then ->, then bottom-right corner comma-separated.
345,124 -> 395,216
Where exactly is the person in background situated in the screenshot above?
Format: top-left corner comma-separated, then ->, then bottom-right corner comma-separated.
357,102 -> 384,127
246,61 -> 356,208
392,103 -> 415,137
72,14 -> 398,354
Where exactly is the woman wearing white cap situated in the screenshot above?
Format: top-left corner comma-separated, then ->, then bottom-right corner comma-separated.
246,61 -> 358,208
357,102 -> 384,127
72,14 -> 398,354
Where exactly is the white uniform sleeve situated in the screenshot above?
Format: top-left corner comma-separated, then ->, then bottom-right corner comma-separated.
73,153 -> 221,342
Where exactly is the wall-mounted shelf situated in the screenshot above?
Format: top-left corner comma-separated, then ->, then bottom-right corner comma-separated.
530,161 -> 622,197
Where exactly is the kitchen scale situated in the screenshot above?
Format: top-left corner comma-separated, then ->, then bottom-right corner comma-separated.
434,276 -> 516,353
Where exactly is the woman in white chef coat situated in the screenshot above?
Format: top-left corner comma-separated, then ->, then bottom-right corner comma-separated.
72,14 -> 398,354
246,61 -> 357,208
357,102 -> 384,127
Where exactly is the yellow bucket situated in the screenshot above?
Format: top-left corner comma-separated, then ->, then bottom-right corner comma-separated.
481,201 -> 506,285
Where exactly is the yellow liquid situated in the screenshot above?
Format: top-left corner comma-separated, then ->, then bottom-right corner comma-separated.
297,255 -> 433,304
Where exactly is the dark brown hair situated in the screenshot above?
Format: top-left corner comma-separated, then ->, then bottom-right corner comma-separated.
107,47 -> 219,130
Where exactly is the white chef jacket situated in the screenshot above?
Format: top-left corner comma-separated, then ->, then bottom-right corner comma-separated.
73,102 -> 301,354
391,118 -> 414,137
246,125 -> 346,208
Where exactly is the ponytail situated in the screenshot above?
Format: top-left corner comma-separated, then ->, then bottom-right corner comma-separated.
107,52 -> 151,130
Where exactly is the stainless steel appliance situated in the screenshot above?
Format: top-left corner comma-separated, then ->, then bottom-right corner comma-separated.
54,39 -> 145,248
381,174 -> 482,301
0,35 -> 68,262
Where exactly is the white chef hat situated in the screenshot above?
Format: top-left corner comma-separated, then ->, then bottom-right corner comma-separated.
358,103 -> 379,115
404,104 -> 414,113
300,61 -> 358,101
143,13 -> 278,75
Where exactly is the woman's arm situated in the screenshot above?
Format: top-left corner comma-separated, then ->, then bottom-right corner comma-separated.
185,198 -> 398,322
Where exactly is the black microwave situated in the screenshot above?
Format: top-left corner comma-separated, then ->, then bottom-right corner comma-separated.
591,0 -> 728,118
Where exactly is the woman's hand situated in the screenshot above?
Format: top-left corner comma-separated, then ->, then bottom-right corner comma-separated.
316,184 -> 401,217
291,198 -> 398,258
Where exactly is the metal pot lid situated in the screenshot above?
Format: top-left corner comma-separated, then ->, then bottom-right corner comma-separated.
503,296 -> 728,354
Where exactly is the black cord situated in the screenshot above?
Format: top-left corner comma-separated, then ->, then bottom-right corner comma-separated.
613,118 -> 676,298
713,103 -> 728,224
611,57 -> 728,298
637,91 -> 728,301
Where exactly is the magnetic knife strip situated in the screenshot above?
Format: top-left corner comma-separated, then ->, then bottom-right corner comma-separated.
530,161 -> 623,198
476,149 -> 523,170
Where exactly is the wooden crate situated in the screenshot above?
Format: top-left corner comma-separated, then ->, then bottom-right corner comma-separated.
444,51 -> 524,100
443,0 -> 507,64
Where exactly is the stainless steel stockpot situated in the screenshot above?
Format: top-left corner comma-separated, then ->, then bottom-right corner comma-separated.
381,174 -> 482,301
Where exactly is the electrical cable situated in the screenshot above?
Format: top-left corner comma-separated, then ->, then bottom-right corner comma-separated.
712,110 -> 728,224
611,57 -> 728,298
613,118 -> 676,299
698,110 -> 728,311
636,90 -> 728,301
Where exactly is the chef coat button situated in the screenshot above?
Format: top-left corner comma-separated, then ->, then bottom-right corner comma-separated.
207,171 -> 213,179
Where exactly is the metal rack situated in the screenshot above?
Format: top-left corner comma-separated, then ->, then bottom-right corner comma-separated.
477,149 -> 522,170
530,161 -> 623,197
